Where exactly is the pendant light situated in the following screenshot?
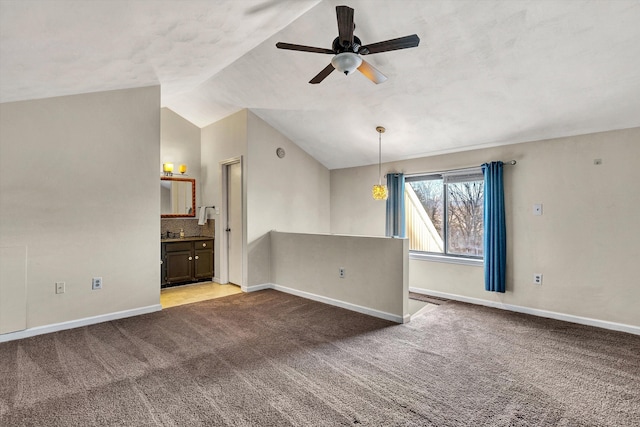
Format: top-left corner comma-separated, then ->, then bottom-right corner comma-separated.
372,126 -> 388,200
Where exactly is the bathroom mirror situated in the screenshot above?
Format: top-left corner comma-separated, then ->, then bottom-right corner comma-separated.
161,177 -> 196,218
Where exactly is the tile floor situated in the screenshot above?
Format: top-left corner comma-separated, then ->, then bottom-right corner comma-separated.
160,281 -> 242,309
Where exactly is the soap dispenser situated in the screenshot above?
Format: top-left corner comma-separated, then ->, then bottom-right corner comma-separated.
179,228 -> 185,239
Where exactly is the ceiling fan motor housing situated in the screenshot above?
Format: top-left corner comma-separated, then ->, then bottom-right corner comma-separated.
331,35 -> 364,75
332,35 -> 365,54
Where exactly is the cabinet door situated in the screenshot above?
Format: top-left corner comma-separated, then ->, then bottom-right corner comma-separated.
194,247 -> 214,279
165,250 -> 193,284
161,245 -> 167,286
161,259 -> 167,286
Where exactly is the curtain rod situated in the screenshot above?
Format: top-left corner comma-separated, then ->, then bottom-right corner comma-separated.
399,160 -> 516,179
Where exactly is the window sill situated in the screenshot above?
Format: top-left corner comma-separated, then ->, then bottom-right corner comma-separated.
409,252 -> 483,267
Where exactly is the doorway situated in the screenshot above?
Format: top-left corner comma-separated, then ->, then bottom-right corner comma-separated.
220,157 -> 244,287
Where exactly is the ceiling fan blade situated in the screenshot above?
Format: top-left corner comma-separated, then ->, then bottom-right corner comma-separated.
361,34 -> 420,55
336,5 -> 354,48
276,42 -> 334,54
357,60 -> 388,84
309,63 -> 335,84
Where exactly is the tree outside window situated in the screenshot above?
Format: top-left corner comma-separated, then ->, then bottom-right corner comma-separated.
406,171 -> 483,259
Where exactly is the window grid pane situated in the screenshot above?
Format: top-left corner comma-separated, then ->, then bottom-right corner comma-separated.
405,175 -> 484,259
446,181 -> 484,257
406,180 -> 444,253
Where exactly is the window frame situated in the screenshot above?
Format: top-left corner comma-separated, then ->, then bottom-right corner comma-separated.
405,168 -> 484,266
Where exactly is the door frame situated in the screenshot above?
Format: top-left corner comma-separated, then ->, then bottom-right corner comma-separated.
219,156 -> 246,288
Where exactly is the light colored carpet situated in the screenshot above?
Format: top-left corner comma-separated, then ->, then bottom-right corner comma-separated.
1,290 -> 639,426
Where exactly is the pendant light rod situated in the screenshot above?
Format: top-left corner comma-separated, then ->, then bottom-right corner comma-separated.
372,126 -> 388,201
376,126 -> 385,185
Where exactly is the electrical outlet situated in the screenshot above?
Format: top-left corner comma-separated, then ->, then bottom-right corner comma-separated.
533,274 -> 543,285
55,282 -> 65,294
92,277 -> 103,290
339,268 -> 345,278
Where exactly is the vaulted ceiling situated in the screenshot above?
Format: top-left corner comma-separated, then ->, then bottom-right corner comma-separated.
2,0 -> 639,169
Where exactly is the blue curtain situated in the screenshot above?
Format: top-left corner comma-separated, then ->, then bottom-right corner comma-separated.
482,161 -> 506,293
385,173 -> 405,238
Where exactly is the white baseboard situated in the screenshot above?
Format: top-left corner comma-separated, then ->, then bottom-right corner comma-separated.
246,283 -> 406,323
409,287 -> 640,335
0,304 -> 163,343
245,283 -> 273,293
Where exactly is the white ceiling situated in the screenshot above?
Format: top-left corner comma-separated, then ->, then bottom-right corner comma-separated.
2,0 -> 639,169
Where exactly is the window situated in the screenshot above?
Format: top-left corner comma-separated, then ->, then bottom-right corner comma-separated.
405,168 -> 484,260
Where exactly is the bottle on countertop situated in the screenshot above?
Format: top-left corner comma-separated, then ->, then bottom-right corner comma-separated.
179,228 -> 185,239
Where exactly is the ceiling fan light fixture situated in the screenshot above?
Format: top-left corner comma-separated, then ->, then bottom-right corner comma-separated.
331,52 -> 362,75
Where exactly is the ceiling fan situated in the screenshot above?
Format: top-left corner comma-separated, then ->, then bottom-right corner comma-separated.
276,5 -> 420,84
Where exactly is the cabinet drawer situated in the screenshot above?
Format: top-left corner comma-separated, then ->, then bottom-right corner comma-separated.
197,240 -> 213,249
164,241 -> 192,252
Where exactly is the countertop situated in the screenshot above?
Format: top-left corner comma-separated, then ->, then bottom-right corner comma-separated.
161,236 -> 214,243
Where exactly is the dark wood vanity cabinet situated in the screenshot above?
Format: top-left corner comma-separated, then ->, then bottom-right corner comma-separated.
161,238 -> 213,287
193,241 -> 214,279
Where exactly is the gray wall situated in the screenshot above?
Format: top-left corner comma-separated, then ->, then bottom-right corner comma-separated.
200,109 -> 330,288
161,107 -> 202,208
331,127 -> 640,328
270,231 -> 409,322
0,86 -> 161,332
247,111 -> 330,287
200,109 -> 249,284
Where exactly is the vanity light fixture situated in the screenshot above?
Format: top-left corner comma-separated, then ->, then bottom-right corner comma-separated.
179,164 -> 187,174
372,126 -> 388,201
163,163 -> 174,176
